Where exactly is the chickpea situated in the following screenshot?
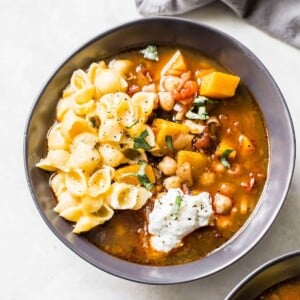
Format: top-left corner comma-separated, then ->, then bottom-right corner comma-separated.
213,192 -> 233,215
158,91 -> 175,111
220,182 -> 236,197
176,162 -> 193,187
163,176 -> 182,190
158,156 -> 177,176
212,161 -> 226,173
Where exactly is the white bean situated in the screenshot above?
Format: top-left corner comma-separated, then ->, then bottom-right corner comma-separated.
160,75 -> 181,92
158,91 -> 175,111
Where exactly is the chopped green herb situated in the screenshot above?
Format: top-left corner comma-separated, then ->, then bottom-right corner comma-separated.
185,106 -> 208,120
197,106 -> 209,120
193,96 -> 219,105
220,149 -> 234,169
137,174 -> 153,191
125,119 -> 139,129
185,96 -> 218,120
89,117 -> 98,128
137,159 -> 147,165
137,163 -> 153,191
140,45 -> 159,62
118,162 -> 153,191
165,135 -> 174,150
185,110 -> 203,120
133,130 -> 152,151
175,195 -> 183,215
175,195 -> 183,208
122,148 -> 141,160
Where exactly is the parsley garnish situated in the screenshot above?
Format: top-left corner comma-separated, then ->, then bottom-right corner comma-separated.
125,119 -> 139,129
89,116 -> 98,128
133,130 -> 152,151
193,96 -> 219,105
136,163 -> 153,191
175,195 -> 183,216
197,106 -> 209,120
122,148 -> 141,160
119,162 -> 153,191
165,135 -> 174,150
175,195 -> 183,208
185,106 -> 208,120
185,96 -> 218,120
140,45 -> 159,62
220,149 -> 234,169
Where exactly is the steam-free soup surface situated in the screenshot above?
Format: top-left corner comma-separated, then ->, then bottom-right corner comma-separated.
36,45 -> 268,265
82,46 -> 269,265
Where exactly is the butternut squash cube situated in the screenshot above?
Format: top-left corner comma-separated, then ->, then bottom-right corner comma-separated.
199,71 -> 240,98
152,119 -> 190,150
176,150 -> 208,177
114,164 -> 156,185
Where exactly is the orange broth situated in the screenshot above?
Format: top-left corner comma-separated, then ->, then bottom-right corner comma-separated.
85,46 -> 269,266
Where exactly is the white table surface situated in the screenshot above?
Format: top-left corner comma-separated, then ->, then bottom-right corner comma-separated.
1,1 -> 299,299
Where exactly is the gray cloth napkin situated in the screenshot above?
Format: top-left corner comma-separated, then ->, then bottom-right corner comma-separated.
135,0 -> 300,49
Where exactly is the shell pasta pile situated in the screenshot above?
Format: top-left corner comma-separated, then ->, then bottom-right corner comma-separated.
37,46 -> 268,265
37,62 -> 158,233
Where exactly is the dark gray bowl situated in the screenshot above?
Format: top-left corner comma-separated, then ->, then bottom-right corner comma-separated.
24,17 -> 295,284
225,251 -> 300,299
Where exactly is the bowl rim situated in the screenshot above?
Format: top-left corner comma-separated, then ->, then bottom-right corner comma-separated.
225,250 -> 300,299
24,16 -> 296,284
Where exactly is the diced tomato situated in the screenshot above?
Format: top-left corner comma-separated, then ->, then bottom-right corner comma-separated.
127,84 -> 140,96
172,80 -> 198,104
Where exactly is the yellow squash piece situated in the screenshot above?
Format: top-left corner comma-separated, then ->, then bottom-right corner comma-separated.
114,164 -> 156,185
215,141 -> 237,159
176,150 -> 208,177
152,119 -> 190,149
199,71 -> 240,98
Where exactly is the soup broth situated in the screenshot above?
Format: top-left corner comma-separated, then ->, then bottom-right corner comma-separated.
37,46 -> 268,266
86,47 -> 268,265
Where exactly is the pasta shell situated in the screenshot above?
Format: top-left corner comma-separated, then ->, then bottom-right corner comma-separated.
65,169 -> 87,196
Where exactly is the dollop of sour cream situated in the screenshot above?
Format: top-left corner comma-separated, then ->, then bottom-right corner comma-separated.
148,188 -> 214,253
